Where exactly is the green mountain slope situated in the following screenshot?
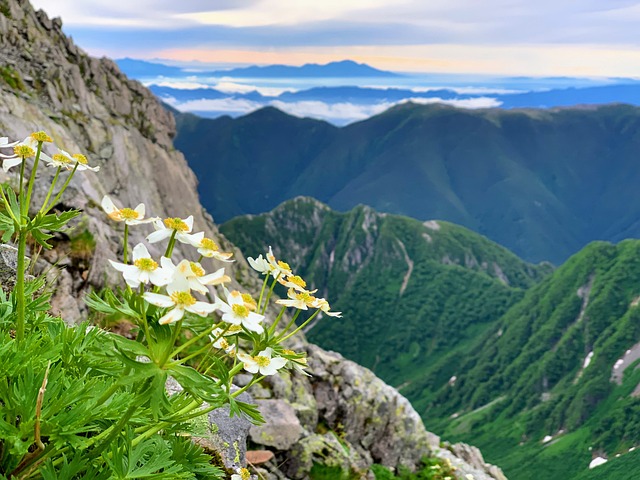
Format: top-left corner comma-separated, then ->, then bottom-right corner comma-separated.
221,197 -> 550,397
424,240 -> 640,479
175,103 -> 640,264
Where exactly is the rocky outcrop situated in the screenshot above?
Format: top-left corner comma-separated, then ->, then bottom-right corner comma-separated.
0,2 -> 506,479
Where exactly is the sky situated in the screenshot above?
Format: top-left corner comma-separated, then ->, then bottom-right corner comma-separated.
30,0 -> 640,77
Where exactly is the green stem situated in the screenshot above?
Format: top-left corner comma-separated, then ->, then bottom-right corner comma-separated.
257,274 -> 269,312
268,306 -> 288,336
39,167 -> 61,215
18,154 -> 26,212
131,398 -> 202,447
275,309 -> 302,340
170,342 -> 213,367
232,375 -> 265,398
279,309 -> 321,343
158,320 -> 183,368
164,230 -> 178,259
43,163 -> 78,213
197,254 -> 204,263
123,223 -> 129,264
15,227 -> 27,342
23,142 -> 42,216
261,274 -> 280,315
169,323 -> 222,360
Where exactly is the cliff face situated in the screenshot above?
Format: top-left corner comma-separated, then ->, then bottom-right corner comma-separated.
0,2 -> 505,478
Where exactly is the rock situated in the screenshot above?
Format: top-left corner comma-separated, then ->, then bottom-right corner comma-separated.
190,390 -> 254,471
246,450 -> 274,465
0,245 -> 22,291
249,399 -> 303,451
283,433 -> 371,480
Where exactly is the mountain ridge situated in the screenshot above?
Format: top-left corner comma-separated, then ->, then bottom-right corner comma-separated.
176,102 -> 640,264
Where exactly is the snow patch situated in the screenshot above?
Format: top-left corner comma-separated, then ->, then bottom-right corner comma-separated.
583,351 -> 594,369
423,220 -> 440,231
542,435 -> 553,443
589,457 -> 608,469
449,375 -> 457,386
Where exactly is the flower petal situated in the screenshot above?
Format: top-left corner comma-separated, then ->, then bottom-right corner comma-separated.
158,307 -> 185,325
132,243 -> 150,261
143,292 -> 175,308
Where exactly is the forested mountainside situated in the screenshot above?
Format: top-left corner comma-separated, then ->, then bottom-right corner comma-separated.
222,197 -> 550,403
176,103 -> 640,264
224,198 -> 640,479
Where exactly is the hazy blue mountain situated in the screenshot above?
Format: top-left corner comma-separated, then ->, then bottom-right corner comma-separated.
174,103 -> 640,264
116,58 -> 185,78
212,60 -> 401,78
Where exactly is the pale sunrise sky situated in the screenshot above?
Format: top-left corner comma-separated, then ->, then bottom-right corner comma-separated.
31,0 -> 640,77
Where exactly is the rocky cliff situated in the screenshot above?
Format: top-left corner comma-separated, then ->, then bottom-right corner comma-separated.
0,1 -> 505,478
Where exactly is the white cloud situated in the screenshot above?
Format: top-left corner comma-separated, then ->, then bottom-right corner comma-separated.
164,95 -> 502,124
402,96 -> 502,108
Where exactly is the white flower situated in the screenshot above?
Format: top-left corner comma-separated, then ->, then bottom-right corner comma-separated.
266,246 -> 292,278
185,232 -> 234,262
101,195 -> 157,225
108,243 -> 172,288
282,349 -> 310,376
210,328 -> 237,354
146,216 -> 197,245
0,136 -> 37,172
216,289 -> 264,334
50,149 -> 99,172
312,298 -> 342,317
276,288 -> 317,310
248,247 -> 292,279
231,468 -> 251,480
237,348 -> 287,376
247,254 -> 270,274
278,274 -> 315,293
143,285 -> 219,325
161,257 -> 230,294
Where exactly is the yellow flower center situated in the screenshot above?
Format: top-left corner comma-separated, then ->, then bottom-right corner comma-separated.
239,468 -> 251,480
170,291 -> 196,307
30,131 -> 52,143
283,349 -> 295,355
231,303 -> 249,318
72,153 -> 88,164
227,325 -> 243,335
255,355 -> 271,367
134,258 -> 158,272
241,293 -> 257,310
52,153 -> 72,164
297,292 -> 314,304
277,260 -> 291,271
164,217 -> 189,232
14,145 -> 35,158
288,275 -> 306,288
218,338 -> 230,349
119,208 -> 140,220
200,238 -> 219,251
190,262 -> 205,277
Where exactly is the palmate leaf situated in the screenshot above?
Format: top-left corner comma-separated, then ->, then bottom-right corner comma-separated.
28,209 -> 80,249
103,430 -> 185,479
167,364 -> 225,406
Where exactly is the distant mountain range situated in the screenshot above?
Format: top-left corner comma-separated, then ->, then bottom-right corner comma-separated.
116,58 -> 400,78
222,198 -> 640,480
151,83 -> 640,110
174,103 -> 640,264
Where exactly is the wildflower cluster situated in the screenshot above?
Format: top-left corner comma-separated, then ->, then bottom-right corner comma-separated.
95,198 -> 329,389
0,132 -> 98,342
0,129 -> 342,478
